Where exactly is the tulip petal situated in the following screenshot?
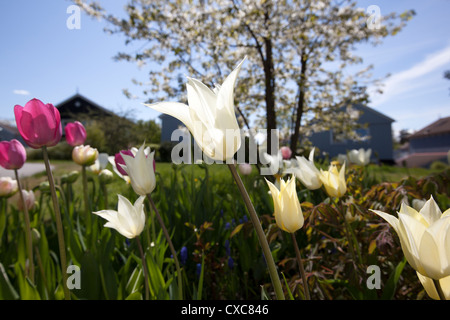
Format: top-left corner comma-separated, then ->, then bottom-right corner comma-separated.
144,102 -> 194,135
419,196 -> 443,225
186,78 -> 217,125
217,57 -> 246,116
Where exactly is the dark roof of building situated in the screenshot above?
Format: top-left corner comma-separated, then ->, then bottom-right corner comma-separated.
55,93 -> 117,118
354,104 -> 395,123
409,116 -> 450,139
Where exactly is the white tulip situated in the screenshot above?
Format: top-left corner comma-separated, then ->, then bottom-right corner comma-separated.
371,196 -> 450,280
94,195 -> 146,239
348,148 -> 371,166
145,58 -> 246,161
120,144 -> 156,196
285,148 -> 322,190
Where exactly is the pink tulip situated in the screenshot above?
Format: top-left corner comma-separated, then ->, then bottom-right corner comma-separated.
65,121 -> 87,147
0,139 -> 27,170
280,146 -> 292,160
14,98 -> 62,149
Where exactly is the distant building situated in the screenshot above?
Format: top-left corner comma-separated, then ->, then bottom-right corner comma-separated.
55,93 -> 119,129
308,104 -> 395,163
396,116 -> 450,168
0,120 -> 25,145
159,114 -> 183,143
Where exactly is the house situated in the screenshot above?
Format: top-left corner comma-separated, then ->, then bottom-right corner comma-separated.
55,93 -> 118,128
159,114 -> 183,143
396,116 -> 450,168
0,120 -> 26,144
308,104 -> 395,163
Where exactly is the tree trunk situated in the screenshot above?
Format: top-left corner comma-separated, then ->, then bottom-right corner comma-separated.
264,37 -> 277,155
290,51 -> 308,155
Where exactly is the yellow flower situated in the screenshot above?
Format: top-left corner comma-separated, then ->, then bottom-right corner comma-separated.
265,176 -> 304,233
371,196 -> 450,280
319,163 -> 347,198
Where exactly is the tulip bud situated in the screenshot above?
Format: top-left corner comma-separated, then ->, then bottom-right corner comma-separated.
67,170 -> 80,184
65,121 -> 87,147
0,177 -> 18,198
0,139 -> 27,170
39,181 -> 50,193
72,145 -> 99,166
238,163 -> 252,175
265,175 -> 304,233
99,169 -> 114,184
17,190 -> 36,211
14,98 -> 62,149
31,228 -> 41,246
280,146 -> 292,160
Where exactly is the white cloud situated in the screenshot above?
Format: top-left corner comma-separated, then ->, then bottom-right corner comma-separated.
370,45 -> 450,106
13,89 -> 30,95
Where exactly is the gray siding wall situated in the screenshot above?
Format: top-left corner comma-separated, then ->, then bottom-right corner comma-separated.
409,134 -> 450,153
160,116 -> 183,142
309,122 -> 394,161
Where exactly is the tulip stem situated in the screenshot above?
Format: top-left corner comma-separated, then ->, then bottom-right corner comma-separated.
227,163 -> 285,300
291,232 -> 310,300
14,169 -> 35,283
433,279 -> 446,300
42,146 -> 71,300
81,166 -> 92,234
146,194 -> 183,300
136,236 -> 150,300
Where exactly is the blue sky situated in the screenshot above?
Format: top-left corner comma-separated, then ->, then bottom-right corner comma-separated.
1,0 -> 449,138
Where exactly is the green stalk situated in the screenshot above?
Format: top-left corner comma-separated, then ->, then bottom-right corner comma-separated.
146,194 -> 183,300
136,236 -> 150,300
42,146 -> 71,300
227,163 -> 285,300
14,169 -> 35,283
81,165 -> 92,235
291,232 -> 310,300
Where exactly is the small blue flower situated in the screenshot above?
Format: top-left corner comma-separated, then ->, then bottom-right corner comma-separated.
228,256 -> 234,269
180,246 -> 188,265
220,208 -> 224,218
224,240 -> 230,256
243,215 -> 248,223
225,222 -> 231,230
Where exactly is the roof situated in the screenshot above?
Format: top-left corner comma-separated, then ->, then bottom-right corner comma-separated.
408,116 -> 450,139
353,104 -> 395,123
55,93 -> 116,117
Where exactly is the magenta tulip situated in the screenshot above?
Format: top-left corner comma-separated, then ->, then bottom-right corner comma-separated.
0,139 -> 27,170
65,121 -> 87,147
14,98 -> 62,149
114,150 -> 134,176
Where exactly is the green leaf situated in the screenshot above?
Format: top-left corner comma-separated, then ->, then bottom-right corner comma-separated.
14,262 -> 41,300
381,258 -> 407,300
0,262 -> 19,300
